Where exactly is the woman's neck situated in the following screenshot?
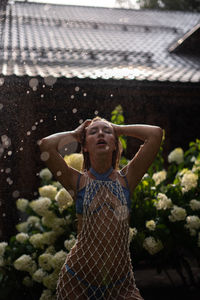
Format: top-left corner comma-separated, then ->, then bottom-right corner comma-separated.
89,156 -> 112,174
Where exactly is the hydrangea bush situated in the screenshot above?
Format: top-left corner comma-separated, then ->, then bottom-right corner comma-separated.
0,109 -> 200,298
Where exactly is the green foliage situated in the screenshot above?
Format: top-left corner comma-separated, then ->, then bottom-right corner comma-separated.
137,0 -> 200,11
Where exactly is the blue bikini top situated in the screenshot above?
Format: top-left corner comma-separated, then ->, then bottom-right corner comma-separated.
76,167 -> 131,215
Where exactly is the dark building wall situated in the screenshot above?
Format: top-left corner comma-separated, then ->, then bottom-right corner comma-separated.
0,75 -> 200,240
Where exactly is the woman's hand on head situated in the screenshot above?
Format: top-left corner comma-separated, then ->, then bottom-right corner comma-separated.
73,119 -> 92,143
110,123 -> 122,137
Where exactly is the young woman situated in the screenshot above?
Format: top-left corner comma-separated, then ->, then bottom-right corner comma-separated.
39,117 -> 163,300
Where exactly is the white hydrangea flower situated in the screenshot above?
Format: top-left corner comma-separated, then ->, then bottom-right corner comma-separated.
16,233 -> 29,243
185,215 -> 200,230
32,268 -> 47,283
29,233 -> 45,249
152,170 -> 167,186
192,158 -> 200,172
38,253 -> 53,271
128,227 -> 137,244
55,188 -> 74,212
64,235 -> 77,252
38,185 -> 57,200
43,270 -> 59,291
42,211 -> 66,230
27,216 -> 41,229
168,205 -> 187,222
143,236 -> 163,255
52,181 -> 63,190
51,250 -> 67,270
168,148 -> 184,164
39,289 -> 56,300
16,198 -> 29,212
155,193 -> 172,210
42,231 -> 57,245
39,168 -> 53,181
0,242 -> 8,256
45,246 -> 56,255
22,276 -> 34,287
181,171 -> 198,193
64,153 -> 83,171
189,199 -> 200,211
146,220 -> 156,231
14,254 -> 37,275
16,221 -> 28,233
30,197 -> 51,216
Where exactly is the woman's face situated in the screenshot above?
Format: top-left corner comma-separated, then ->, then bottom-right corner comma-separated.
84,120 -> 116,156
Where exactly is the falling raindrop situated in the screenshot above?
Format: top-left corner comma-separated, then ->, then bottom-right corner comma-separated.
12,190 -> 20,198
42,85 -> 45,88
56,171 -> 62,177
0,78 -> 5,86
0,103 -> 3,110
41,94 -> 44,98
2,213 -> 6,217
33,86 -> 37,91
54,116 -> 56,120
37,140 -> 42,146
1,169 -> 4,172
1,135 -> 11,148
40,151 -> 50,161
94,110 -> 98,115
21,139 -> 24,142
26,90 -> 30,94
44,76 -> 57,86
40,119 -> 44,123
6,177 -> 13,185
72,108 -> 77,113
32,125 -> 36,131
19,147 -> 23,151
29,78 -> 39,90
27,131 -> 31,136
7,151 -> 12,156
83,93 -> 87,97
71,95 -> 75,99
35,122 -> 38,125
110,94 -> 113,97
75,86 -> 80,92
79,119 -> 83,124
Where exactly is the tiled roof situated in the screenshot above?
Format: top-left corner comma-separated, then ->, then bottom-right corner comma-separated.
1,1 -> 200,82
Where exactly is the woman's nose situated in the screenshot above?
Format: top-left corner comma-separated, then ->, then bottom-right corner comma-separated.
98,129 -> 104,136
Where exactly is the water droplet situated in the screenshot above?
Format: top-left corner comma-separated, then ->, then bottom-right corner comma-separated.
12,190 -> 20,198
37,139 -> 42,146
32,125 -> 36,130
21,139 -> 24,142
94,110 -> 98,115
1,169 -> 4,172
64,147 -> 67,151
6,177 -> 13,185
110,94 -> 113,97
79,119 -> 83,124
5,168 -> 11,173
33,86 -> 37,91
44,76 -> 57,86
72,108 -> 77,113
35,122 -> 38,125
26,90 -> 30,94
8,151 -> 12,156
42,85 -> 45,88
71,95 -> 74,99
0,78 -> 5,86
56,171 -> 62,177
29,78 -> 39,89
27,131 -> 31,136
2,213 -> 6,217
75,86 -> 80,92
83,93 -> 87,97
0,103 -> 3,110
40,151 -> 50,161
54,115 -> 56,120
19,147 -> 23,151
41,94 -> 44,98
40,119 -> 43,123
1,135 -> 11,148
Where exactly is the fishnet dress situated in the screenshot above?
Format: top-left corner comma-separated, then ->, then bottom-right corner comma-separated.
57,168 -> 143,300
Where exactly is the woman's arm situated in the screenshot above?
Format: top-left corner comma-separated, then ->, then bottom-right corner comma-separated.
113,124 -> 163,192
39,120 -> 91,191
